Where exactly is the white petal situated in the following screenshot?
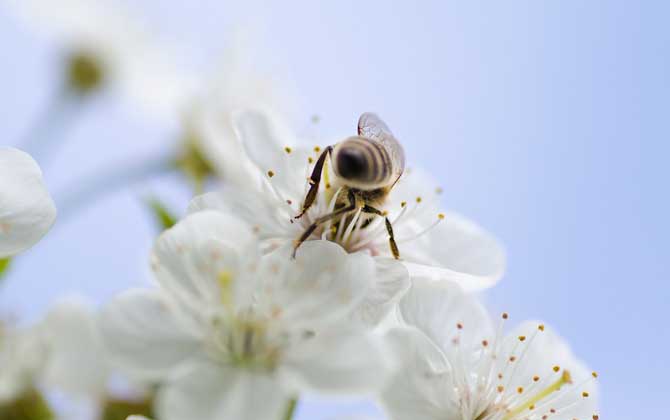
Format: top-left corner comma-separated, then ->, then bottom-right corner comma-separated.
100,289 -> 201,380
402,212 -> 506,292
151,210 -> 258,313
399,280 -> 494,355
40,298 -> 110,397
0,148 -> 56,257
258,242 -> 374,329
280,327 -> 395,396
350,257 -> 410,327
233,109 -> 307,197
156,359 -> 288,420
380,327 -> 453,420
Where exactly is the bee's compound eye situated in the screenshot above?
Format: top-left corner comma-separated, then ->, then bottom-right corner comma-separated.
337,147 -> 368,180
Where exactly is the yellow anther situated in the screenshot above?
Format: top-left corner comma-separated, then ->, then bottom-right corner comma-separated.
284,146 -> 292,154
592,371 -> 598,378
582,392 -> 590,398
457,323 -> 463,329
438,213 -> 445,220
482,340 -> 489,347
538,324 -> 545,331
267,170 -> 275,178
325,183 -> 331,189
416,196 -> 422,203
497,385 -> 504,393
517,387 -> 524,394
502,312 -> 509,320
314,146 -> 321,152
553,366 -> 560,373
308,157 -> 314,164
518,335 -> 526,342
435,187 -> 443,194
533,375 -> 540,382
401,201 -> 407,207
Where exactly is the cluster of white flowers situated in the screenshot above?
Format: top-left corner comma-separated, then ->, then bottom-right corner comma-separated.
0,2 -> 601,420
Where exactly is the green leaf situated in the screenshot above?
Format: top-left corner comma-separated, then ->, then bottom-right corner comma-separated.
0,257 -> 12,282
101,397 -> 153,420
146,198 -> 177,231
0,388 -> 55,420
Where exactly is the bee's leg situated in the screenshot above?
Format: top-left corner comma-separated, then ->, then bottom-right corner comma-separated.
362,205 -> 400,260
293,189 -> 356,258
295,146 -> 334,220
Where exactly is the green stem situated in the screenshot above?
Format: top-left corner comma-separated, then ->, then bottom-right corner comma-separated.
19,86 -> 84,165
56,152 -> 177,224
282,397 -> 298,420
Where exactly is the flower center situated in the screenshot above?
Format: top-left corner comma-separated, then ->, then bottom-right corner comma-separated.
205,272 -> 284,371
67,51 -> 104,94
447,314 -> 598,420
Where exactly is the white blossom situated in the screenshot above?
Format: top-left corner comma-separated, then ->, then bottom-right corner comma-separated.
188,29 -> 297,185
380,281 -> 599,420
0,148 -> 56,258
101,210 -> 395,420
0,321 -> 46,402
189,110 -> 504,323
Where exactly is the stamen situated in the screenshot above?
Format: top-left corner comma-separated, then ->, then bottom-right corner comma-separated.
502,370 -> 572,420
395,214 -> 444,244
284,146 -> 292,154
267,170 -> 275,178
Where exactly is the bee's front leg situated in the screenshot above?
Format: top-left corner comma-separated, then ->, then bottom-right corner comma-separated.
362,205 -> 400,260
295,146 -> 333,220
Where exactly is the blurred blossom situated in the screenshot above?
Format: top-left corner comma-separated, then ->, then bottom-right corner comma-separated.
101,211 -> 395,420
380,282 -> 599,420
178,29 -> 297,189
0,320 -> 46,403
4,0 -> 196,121
0,148 -> 56,258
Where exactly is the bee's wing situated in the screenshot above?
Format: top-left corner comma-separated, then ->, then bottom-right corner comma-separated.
358,112 -> 393,140
358,112 -> 405,180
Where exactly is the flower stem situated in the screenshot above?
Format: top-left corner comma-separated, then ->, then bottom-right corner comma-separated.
56,152 -> 177,224
19,86 -> 84,165
282,397 -> 298,420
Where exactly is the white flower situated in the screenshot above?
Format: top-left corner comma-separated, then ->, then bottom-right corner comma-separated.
0,321 -> 46,402
380,282 -> 599,420
101,210 -> 395,420
190,109 -> 504,295
0,148 -> 56,258
4,0 -> 195,120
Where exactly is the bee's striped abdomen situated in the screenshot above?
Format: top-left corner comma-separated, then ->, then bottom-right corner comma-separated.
333,136 -> 394,189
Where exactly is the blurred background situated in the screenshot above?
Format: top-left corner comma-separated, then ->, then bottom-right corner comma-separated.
1,0 -> 668,419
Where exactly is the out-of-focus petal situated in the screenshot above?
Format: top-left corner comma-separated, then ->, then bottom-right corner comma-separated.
156,359 -> 287,420
0,148 -> 56,257
100,289 -> 201,380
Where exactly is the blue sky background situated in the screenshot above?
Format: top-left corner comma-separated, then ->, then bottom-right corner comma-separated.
1,1 -> 668,419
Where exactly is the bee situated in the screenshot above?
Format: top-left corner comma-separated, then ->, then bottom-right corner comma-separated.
293,112 -> 405,259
